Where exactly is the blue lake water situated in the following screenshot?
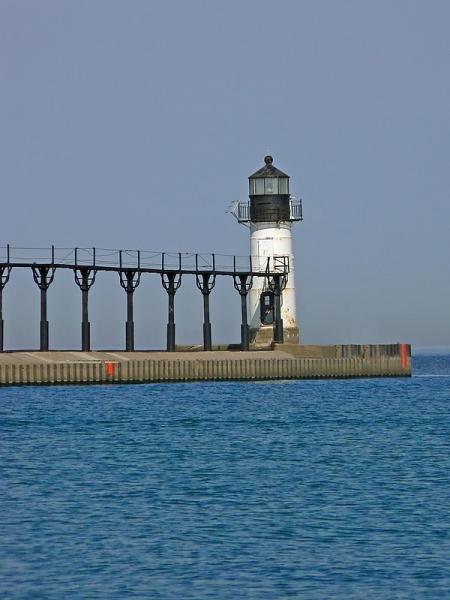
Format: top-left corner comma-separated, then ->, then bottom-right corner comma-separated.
1,355 -> 450,599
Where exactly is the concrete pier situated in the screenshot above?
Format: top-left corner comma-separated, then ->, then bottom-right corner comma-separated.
0,344 -> 411,386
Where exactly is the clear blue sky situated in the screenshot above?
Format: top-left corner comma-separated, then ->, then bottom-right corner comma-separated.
1,0 -> 449,349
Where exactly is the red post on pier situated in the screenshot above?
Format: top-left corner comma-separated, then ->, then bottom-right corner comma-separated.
399,343 -> 408,369
105,361 -> 115,377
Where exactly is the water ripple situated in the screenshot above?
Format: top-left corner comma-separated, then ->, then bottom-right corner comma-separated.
0,355 -> 449,598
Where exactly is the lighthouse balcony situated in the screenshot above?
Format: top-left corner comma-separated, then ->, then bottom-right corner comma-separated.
236,198 -> 303,223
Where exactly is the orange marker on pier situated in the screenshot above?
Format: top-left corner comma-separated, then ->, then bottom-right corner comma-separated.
399,344 -> 408,369
105,362 -> 115,376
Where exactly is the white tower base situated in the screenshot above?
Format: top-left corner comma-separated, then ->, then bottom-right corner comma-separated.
249,221 -> 299,348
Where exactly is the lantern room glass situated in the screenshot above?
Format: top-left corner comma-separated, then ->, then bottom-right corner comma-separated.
264,178 -> 277,194
249,176 -> 290,195
255,179 -> 264,194
279,177 -> 289,194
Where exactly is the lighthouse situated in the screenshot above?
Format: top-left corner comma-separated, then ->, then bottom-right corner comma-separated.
232,156 -> 302,347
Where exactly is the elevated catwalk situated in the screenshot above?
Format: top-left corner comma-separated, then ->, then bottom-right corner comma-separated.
0,245 -> 289,353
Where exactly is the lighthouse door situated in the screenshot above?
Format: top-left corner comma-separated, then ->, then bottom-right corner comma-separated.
260,291 -> 274,325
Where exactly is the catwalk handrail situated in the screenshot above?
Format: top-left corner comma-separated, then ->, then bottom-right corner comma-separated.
0,245 -> 290,276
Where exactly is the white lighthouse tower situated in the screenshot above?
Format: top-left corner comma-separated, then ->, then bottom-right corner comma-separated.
232,156 -> 302,347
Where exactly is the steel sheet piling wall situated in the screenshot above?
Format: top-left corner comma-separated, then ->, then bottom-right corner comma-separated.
0,345 -> 411,386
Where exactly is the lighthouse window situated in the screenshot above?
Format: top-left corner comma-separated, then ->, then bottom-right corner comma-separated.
249,179 -> 256,195
255,179 -> 264,194
264,178 -> 278,194
279,178 -> 289,194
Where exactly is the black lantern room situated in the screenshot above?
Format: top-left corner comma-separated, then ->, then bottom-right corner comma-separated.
248,156 -> 290,222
